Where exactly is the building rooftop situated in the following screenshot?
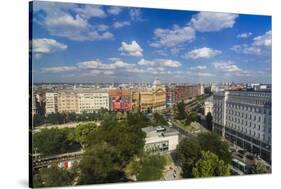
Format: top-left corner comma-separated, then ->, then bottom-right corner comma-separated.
142,126 -> 179,138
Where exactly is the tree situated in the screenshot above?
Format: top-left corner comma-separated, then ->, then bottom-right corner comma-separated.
153,112 -> 168,125
38,166 -> 74,187
78,143 -> 126,184
32,114 -> 45,127
176,137 -> 201,178
137,154 -> 167,181
252,162 -> 268,174
33,128 -> 81,156
70,122 -> 97,147
198,132 -> 231,164
206,112 -> 213,130
192,151 -> 230,178
176,101 -> 187,120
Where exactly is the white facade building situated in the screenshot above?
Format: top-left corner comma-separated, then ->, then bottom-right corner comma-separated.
213,91 -> 271,162
142,126 -> 179,152
204,96 -> 213,116
77,92 -> 109,113
45,93 -> 58,114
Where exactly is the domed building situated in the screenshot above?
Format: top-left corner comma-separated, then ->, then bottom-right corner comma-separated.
132,79 -> 166,112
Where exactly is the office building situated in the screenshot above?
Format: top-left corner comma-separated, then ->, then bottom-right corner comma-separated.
212,91 -> 271,162
142,126 -> 179,152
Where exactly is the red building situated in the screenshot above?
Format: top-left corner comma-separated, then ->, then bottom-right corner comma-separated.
109,88 -> 132,111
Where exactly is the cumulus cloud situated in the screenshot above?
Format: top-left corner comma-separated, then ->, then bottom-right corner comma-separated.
190,66 -> 207,70
237,32 -> 252,38
34,3 -> 113,41
184,47 -> 221,59
213,61 -> 241,73
41,66 -> 77,73
190,12 -> 238,32
138,58 -> 181,68
74,5 -> 106,18
107,7 -> 123,15
119,41 -> 143,57
150,25 -> 195,48
78,59 -> 134,70
231,30 -> 271,55
32,38 -> 67,59
32,38 -> 67,54
113,21 -> 130,29
129,9 -> 142,21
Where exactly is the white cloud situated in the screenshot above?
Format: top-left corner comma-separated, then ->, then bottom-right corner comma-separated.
186,70 -> 215,77
138,58 -> 181,68
32,38 -> 67,59
113,21 -> 130,29
97,24 -> 109,32
253,30 -> 272,47
35,3 -> 113,41
119,41 -> 143,57
184,47 -> 221,59
129,9 -> 142,21
150,25 -> 195,48
190,66 -> 207,70
190,12 -> 238,32
41,66 -> 77,73
78,59 -> 134,70
213,61 -> 241,72
107,7 -> 123,15
237,32 -> 252,38
75,5 -> 106,18
104,70 -> 114,75
231,30 -> 271,55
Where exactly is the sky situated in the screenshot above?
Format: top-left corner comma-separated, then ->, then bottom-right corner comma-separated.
31,1 -> 272,84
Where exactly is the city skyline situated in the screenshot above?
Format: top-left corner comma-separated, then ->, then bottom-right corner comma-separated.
31,1 -> 272,84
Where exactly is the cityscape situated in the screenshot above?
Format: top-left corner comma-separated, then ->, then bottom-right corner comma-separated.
30,1 -> 272,188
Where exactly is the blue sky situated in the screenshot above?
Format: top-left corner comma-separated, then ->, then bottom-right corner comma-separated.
31,1 -> 272,83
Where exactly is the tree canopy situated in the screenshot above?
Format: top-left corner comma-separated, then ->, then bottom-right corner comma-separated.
198,132 -> 231,164
33,128 -> 81,156
35,166 -> 74,187
175,101 -> 187,120
176,137 -> 201,177
192,151 -> 230,177
137,154 -> 167,181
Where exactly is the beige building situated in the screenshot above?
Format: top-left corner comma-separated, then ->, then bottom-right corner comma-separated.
132,80 -> 166,112
77,91 -> 109,113
57,92 -> 78,113
45,92 -> 58,114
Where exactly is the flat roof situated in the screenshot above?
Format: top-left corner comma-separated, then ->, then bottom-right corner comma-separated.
142,126 -> 179,138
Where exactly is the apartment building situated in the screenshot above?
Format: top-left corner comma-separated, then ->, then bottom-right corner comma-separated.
132,80 -> 166,112
57,92 -> 78,113
76,91 -> 109,113
45,92 -> 58,114
204,96 -> 213,116
213,91 -> 272,162
166,84 -> 204,106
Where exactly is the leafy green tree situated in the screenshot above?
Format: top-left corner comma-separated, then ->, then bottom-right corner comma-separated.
137,154 -> 167,181
153,112 -> 168,125
176,137 -> 201,177
69,122 -> 97,147
198,132 -> 231,164
192,151 -> 230,177
32,114 -> 45,127
176,101 -> 187,120
39,166 -> 74,187
127,112 -> 150,128
33,128 -> 81,156
252,162 -> 268,174
206,112 -> 213,130
78,143 -> 126,184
